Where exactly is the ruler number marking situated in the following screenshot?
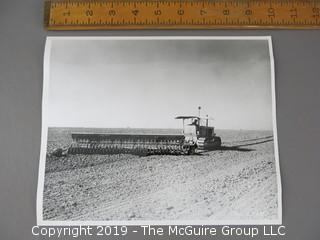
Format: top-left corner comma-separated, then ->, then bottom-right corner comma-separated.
245,9 -> 253,16
200,9 -> 207,16
85,10 -> 93,17
313,7 -> 320,18
62,10 -> 70,17
132,9 -> 139,16
109,10 -> 116,16
268,7 -> 275,17
154,10 -> 162,16
177,9 -> 184,16
223,9 -> 230,16
290,8 -> 298,18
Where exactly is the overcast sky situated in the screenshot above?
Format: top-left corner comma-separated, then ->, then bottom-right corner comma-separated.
47,38 -> 273,130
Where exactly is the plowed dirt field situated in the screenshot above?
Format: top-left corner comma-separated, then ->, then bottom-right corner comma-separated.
42,128 -> 279,222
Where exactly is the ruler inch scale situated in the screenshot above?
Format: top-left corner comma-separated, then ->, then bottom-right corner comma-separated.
45,0 -> 320,30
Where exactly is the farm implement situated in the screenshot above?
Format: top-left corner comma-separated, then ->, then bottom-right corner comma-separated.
67,133 -> 195,156
51,107 -> 221,157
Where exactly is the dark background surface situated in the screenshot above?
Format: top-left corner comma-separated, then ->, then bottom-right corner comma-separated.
0,0 -> 319,239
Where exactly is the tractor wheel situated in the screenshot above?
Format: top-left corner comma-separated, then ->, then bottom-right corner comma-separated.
187,146 -> 196,155
214,137 -> 222,147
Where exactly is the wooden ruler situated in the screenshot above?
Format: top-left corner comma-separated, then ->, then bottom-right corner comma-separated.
45,0 -> 320,30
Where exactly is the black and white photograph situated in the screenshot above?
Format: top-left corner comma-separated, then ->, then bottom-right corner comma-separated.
37,36 -> 281,225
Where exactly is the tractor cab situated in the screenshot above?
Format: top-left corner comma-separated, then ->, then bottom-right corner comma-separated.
175,116 -> 216,139
175,108 -> 221,150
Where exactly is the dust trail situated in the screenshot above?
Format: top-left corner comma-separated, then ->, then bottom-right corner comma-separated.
233,138 -> 274,148
236,135 -> 273,143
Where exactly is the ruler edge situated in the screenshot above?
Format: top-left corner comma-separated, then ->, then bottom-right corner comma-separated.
44,0 -> 320,30
44,1 -> 52,29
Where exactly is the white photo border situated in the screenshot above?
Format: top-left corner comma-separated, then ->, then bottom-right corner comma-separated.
37,36 -> 282,226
